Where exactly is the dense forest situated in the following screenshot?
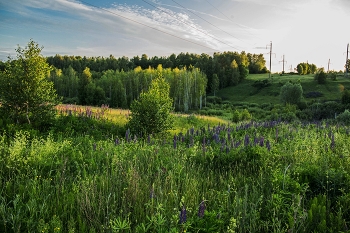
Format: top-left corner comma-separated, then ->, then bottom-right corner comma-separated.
0,51 -> 267,111
42,51 -> 267,110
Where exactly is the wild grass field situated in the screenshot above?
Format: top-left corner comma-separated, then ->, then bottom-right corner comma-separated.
1,106 -> 350,232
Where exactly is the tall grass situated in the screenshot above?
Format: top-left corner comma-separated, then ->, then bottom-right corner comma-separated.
1,118 -> 350,232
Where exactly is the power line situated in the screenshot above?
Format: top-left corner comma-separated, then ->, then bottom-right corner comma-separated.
79,0 -> 217,51
203,0 -> 263,46
140,0 -> 239,51
170,0 -> 243,50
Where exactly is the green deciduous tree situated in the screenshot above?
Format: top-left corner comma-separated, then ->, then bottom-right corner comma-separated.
280,82 -> 303,105
127,71 -> 174,137
211,74 -> 219,96
0,39 -> 59,128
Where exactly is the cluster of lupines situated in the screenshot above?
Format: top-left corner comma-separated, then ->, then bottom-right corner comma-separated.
119,121 -> 282,154
56,104 -> 110,120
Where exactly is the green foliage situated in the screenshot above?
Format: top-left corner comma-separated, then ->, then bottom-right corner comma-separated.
211,74 -> 219,96
341,89 -> 350,105
327,71 -> 337,81
280,82 -> 303,105
314,68 -> 327,84
296,62 -> 317,75
296,64 -> 304,75
0,40 -> 59,129
128,72 -> 174,136
336,109 -> 350,125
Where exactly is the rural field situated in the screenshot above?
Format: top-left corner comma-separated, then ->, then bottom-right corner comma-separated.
1,104 -> 350,232
1,40 -> 350,233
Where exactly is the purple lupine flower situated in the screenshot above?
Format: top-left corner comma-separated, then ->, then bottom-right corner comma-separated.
254,136 -> 259,146
266,140 -> 271,151
228,132 -> 231,141
125,129 -> 129,142
115,138 -> 119,146
244,134 -> 250,146
330,133 -> 335,151
179,205 -> 187,224
198,200 -> 206,218
259,137 -> 264,147
173,135 -> 177,149
93,143 -> 97,151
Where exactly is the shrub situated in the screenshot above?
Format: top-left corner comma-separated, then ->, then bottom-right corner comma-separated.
127,73 -> 174,137
232,110 -> 240,123
206,96 -> 222,104
241,109 -> 252,121
314,68 -> 327,84
280,82 -> 303,105
336,109 -> 350,125
327,71 -> 337,81
341,90 -> 350,105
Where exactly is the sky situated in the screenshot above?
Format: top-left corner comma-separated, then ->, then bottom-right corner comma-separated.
1,0 -> 350,72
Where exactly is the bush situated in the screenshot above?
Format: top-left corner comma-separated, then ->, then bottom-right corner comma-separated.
206,96 -> 222,104
327,71 -> 337,81
341,90 -> 350,105
314,68 -> 327,84
127,74 -> 174,137
336,110 -> 350,125
280,82 -> 303,105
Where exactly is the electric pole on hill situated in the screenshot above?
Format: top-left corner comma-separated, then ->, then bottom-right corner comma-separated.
255,41 -> 274,78
268,41 -> 272,78
279,54 -> 287,74
346,43 -> 349,78
328,59 -> 331,73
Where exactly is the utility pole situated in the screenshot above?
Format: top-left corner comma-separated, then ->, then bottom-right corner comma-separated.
289,65 -> 293,73
268,41 -> 272,78
346,43 -> 349,78
279,54 -> 287,74
328,59 -> 331,73
255,41 -> 274,78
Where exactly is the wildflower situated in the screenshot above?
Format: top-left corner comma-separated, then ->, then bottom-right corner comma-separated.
125,129 -> 129,142
115,138 -> 119,146
330,133 -> 335,151
259,137 -> 264,147
266,140 -> 271,151
173,135 -> 177,149
244,134 -> 250,146
198,200 -> 206,218
179,205 -> 187,224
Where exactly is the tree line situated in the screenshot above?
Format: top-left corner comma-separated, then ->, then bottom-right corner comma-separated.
45,51 -> 267,93
49,64 -> 207,112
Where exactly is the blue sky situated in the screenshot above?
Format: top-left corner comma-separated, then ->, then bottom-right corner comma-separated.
1,0 -> 350,72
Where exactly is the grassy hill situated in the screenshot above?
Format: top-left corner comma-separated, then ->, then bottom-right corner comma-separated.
215,73 -> 350,105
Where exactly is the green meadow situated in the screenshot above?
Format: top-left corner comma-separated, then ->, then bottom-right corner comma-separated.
1,104 -> 350,232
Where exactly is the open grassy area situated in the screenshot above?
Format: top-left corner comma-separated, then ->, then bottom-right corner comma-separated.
216,73 -> 350,105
